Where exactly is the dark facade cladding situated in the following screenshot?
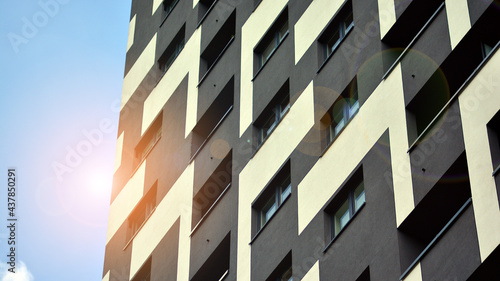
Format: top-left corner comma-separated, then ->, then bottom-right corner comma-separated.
103,1 -> 500,281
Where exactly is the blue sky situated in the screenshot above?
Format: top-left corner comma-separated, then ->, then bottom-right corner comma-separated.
0,0 -> 131,280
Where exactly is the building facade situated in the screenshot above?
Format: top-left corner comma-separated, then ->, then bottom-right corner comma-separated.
103,0 -> 500,280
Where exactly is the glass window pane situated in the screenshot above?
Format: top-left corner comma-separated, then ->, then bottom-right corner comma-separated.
326,28 -> 340,57
278,21 -> 289,42
260,111 -> 277,141
482,42 -> 494,58
354,182 -> 365,212
281,267 -> 292,281
349,100 -> 359,118
334,118 -> 345,136
281,183 -> 291,202
344,11 -> 354,32
333,200 -> 350,236
278,95 -> 290,117
261,195 -> 277,227
331,101 -> 346,137
261,40 -> 275,66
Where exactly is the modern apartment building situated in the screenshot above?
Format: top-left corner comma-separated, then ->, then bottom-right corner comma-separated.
103,0 -> 500,280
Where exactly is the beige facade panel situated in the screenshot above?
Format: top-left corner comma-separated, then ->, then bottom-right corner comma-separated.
237,81 -> 315,281
403,263 -> 423,281
106,160 -> 147,244
377,0 -> 396,39
102,270 -> 110,281
129,163 -> 194,280
459,49 -> 500,262
239,0 -> 289,137
445,0 -> 471,49
301,261 -> 319,281
121,34 -> 158,110
294,0 -> 343,65
297,63 -> 414,234
142,28 -> 201,137
192,0 -> 199,9
114,131 -> 125,174
127,15 -> 136,52
153,0 -> 162,15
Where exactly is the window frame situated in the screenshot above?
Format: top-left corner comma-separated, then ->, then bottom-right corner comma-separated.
124,182 -> 158,249
317,0 -> 354,72
257,94 -> 290,147
254,80 -> 291,151
331,180 -> 365,239
323,167 -> 365,252
134,112 -> 163,167
253,7 -> 289,77
321,78 -> 359,155
251,161 -> 292,241
158,25 -> 185,75
258,174 -> 291,230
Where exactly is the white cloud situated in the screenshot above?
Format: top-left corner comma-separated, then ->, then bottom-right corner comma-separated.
0,261 -> 34,281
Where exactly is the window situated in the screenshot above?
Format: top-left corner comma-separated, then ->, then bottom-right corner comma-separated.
135,113 -> 162,165
255,81 -> 290,147
260,174 -> 291,229
319,0 -> 353,62
324,167 -> 364,244
253,161 -> 291,233
159,25 -> 185,74
255,8 -> 288,70
321,78 -> 358,148
331,179 -> 364,238
192,151 -> 232,231
132,258 -> 151,281
126,182 -> 157,244
190,233 -> 230,281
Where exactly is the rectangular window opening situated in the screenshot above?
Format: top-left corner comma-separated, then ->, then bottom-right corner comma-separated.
254,8 -> 289,73
135,112 -> 163,166
126,182 -> 158,244
324,167 -> 364,243
158,25 -> 185,74
321,77 -> 358,150
252,161 -> 292,235
318,0 -> 353,65
254,80 -> 290,148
